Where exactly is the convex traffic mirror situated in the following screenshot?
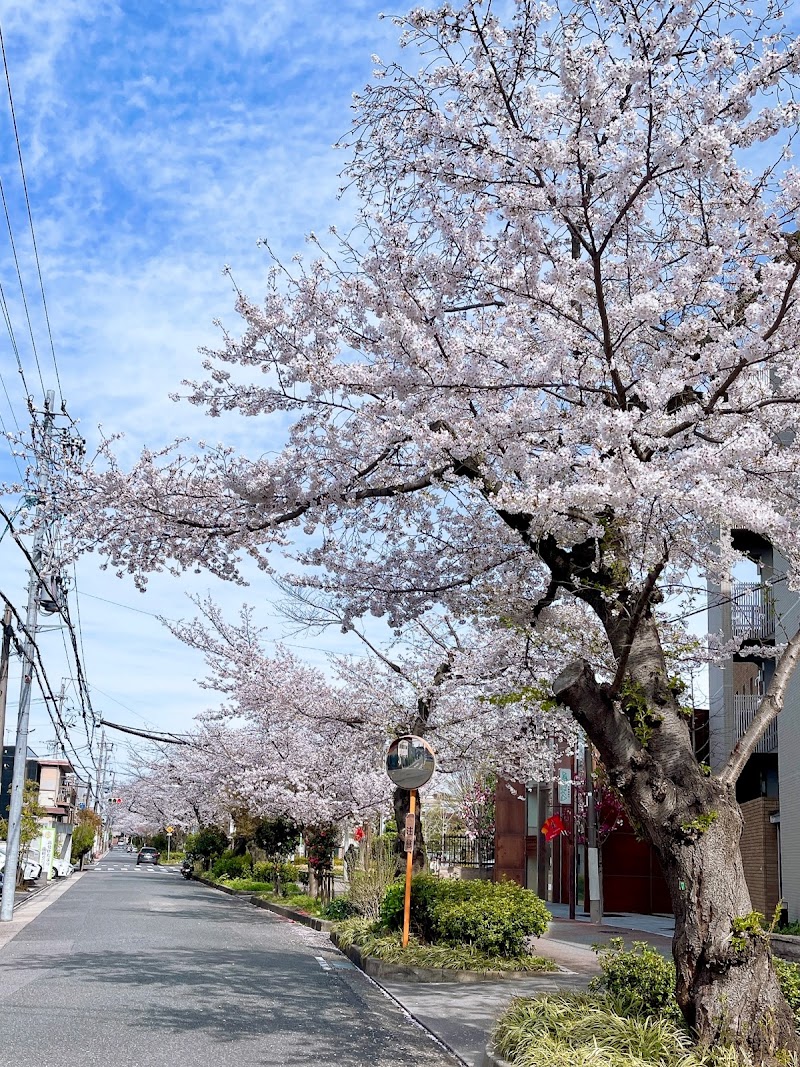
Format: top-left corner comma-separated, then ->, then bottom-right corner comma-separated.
385,735 -> 436,789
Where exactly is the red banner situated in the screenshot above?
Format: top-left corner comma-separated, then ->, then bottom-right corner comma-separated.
541,814 -> 566,841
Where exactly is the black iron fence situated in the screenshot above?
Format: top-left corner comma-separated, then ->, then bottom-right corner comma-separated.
428,833 -> 494,869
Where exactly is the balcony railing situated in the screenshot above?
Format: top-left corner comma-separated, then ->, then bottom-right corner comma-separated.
734,693 -> 778,754
731,581 -> 775,641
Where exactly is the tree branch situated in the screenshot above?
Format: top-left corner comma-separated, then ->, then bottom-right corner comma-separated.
721,628 -> 800,785
553,658 -> 640,775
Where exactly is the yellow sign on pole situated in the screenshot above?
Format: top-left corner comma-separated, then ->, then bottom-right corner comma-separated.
166,826 -> 174,834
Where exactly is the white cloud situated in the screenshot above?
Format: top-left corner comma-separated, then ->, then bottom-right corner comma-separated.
0,0 -> 400,771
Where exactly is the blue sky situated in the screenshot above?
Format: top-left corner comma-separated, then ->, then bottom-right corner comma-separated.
0,1 -> 400,773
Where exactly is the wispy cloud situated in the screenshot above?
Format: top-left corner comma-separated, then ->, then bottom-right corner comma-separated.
0,1 -> 402,761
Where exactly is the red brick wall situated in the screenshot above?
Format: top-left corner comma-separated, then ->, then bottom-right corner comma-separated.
739,797 -> 780,917
494,779 -> 526,885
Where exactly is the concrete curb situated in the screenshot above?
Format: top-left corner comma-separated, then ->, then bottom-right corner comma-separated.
328,930 -> 560,985
189,877 -> 334,931
192,875 -> 251,897
0,871 -> 85,953
250,896 -> 333,932
479,1048 -> 513,1067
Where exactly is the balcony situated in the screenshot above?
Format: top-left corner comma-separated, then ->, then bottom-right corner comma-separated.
731,581 -> 775,642
734,693 -> 778,754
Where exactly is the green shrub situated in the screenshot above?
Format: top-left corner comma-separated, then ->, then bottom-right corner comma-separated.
211,852 -> 253,880
380,873 -> 443,940
322,897 -> 358,921
590,938 -> 680,1021
251,859 -> 297,890
187,826 -> 229,866
252,860 -> 271,882
431,880 -> 549,956
380,875 -> 549,957
774,958 -> 800,1031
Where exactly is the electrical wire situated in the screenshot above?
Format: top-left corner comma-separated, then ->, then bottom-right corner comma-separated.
0,586 -> 93,779
664,574 -> 789,626
0,23 -> 62,401
96,718 -> 195,746
0,501 -> 101,770
0,174 -> 45,398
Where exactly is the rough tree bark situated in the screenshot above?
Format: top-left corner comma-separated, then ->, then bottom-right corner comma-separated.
554,634 -> 798,1062
392,786 -> 425,872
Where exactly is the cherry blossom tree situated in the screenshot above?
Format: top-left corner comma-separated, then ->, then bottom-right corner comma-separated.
54,1 -> 800,1056
164,595 -> 584,864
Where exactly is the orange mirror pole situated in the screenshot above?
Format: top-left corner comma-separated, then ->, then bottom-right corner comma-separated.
402,789 -> 416,948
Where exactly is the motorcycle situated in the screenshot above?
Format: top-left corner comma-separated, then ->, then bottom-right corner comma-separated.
180,856 -> 194,880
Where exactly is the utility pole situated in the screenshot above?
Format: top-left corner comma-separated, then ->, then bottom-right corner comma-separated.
1,391 -> 55,922
585,740 -> 603,924
0,604 -> 13,752
93,731 -> 107,858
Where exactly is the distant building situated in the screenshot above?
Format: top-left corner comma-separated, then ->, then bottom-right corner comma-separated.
1,746 -> 82,879
708,531 -> 792,919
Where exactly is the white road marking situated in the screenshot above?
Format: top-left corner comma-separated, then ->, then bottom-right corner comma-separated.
314,955 -> 332,972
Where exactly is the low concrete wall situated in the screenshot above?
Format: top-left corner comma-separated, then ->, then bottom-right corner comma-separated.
772,934 -> 800,963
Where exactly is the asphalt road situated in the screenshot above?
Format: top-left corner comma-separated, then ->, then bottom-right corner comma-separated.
0,849 -> 457,1067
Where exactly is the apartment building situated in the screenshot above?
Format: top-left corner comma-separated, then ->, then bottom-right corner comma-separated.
0,747 -> 79,879
708,530 -> 800,920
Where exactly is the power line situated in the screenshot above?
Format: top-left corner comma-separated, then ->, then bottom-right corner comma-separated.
665,574 -> 789,626
96,717 -> 195,746
0,276 -> 30,403
0,174 -> 45,398
0,23 -> 62,401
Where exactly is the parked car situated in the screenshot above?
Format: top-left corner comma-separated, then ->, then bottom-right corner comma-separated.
136,847 -> 160,865
50,858 -> 74,879
0,844 -> 42,882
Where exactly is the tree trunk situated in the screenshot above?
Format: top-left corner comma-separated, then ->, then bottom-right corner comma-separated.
656,793 -> 796,1060
554,654 -> 798,1063
392,786 -> 425,871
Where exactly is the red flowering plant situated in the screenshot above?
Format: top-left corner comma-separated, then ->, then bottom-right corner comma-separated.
565,762 -> 626,846
303,822 -> 338,874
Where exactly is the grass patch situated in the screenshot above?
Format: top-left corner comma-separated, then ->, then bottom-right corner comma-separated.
215,878 -> 279,894
493,993 -> 747,1067
334,918 -> 555,974
251,888 -> 328,916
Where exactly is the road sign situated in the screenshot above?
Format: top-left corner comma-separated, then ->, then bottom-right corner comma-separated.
166,826 -> 174,834
385,735 -> 436,789
403,812 -> 415,854
558,768 -> 572,805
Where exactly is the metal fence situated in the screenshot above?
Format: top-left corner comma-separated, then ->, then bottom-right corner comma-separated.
734,693 -> 778,754
428,834 -> 494,869
731,581 -> 775,641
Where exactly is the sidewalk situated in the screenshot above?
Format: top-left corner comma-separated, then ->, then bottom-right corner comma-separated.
367,909 -> 675,1067
0,871 -> 84,953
